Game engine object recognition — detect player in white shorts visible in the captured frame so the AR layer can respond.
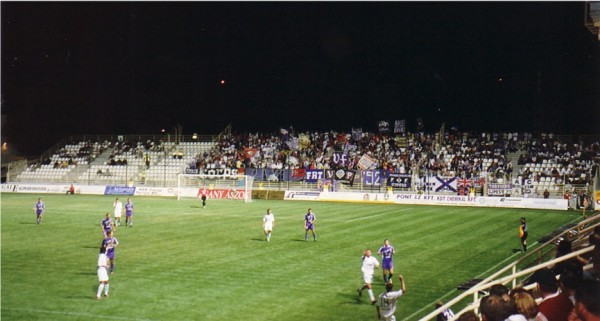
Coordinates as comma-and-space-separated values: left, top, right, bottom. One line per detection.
263, 209, 275, 242
96, 246, 110, 299
376, 275, 407, 321
113, 198, 123, 227
358, 249, 380, 304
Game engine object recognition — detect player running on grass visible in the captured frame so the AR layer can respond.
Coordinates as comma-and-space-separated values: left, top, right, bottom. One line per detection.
34, 197, 45, 224
375, 275, 407, 321
101, 230, 119, 274
358, 249, 380, 304
96, 246, 110, 299
263, 209, 275, 242
377, 239, 396, 284
101, 213, 114, 237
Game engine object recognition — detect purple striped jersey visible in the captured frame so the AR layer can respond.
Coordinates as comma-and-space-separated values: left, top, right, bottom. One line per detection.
125, 202, 133, 215
378, 245, 395, 261
35, 201, 45, 214
101, 217, 113, 231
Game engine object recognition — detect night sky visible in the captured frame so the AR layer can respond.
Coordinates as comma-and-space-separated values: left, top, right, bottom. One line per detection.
2, 2, 599, 156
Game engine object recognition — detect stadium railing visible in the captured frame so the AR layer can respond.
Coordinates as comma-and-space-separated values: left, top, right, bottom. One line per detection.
418, 214, 600, 321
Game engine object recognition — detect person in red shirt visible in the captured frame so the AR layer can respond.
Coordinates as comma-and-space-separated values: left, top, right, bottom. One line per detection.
532, 268, 573, 321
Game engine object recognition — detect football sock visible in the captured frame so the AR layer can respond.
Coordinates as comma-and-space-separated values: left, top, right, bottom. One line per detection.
104, 284, 109, 295
305, 234, 308, 241
314, 234, 317, 241
367, 289, 375, 301
389, 273, 393, 281
383, 275, 388, 283
97, 284, 104, 297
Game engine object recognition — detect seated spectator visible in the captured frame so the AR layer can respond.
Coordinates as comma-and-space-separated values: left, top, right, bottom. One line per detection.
510, 288, 548, 321
551, 239, 587, 277
436, 301, 455, 321
490, 284, 511, 302
458, 311, 480, 321
530, 268, 573, 321
480, 294, 526, 321
573, 280, 600, 321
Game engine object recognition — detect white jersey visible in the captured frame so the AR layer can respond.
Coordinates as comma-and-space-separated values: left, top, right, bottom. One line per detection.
113, 201, 123, 217
263, 213, 275, 230
97, 253, 109, 282
377, 290, 404, 321
361, 255, 380, 275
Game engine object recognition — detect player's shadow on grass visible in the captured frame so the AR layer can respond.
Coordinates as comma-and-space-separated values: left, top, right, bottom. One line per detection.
190, 205, 203, 209
19, 221, 37, 225
76, 271, 97, 276
337, 292, 363, 305
511, 248, 523, 253
251, 238, 267, 242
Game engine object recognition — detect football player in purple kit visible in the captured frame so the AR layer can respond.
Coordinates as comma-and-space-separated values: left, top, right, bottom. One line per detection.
125, 198, 134, 227
33, 197, 45, 224
304, 208, 317, 241
101, 230, 119, 274
377, 239, 396, 284
101, 213, 114, 237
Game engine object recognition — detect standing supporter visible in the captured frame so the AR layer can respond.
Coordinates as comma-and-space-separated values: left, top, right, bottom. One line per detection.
531, 269, 573, 321
574, 281, 600, 321
377, 239, 396, 284
375, 275, 407, 321
357, 249, 380, 304
34, 197, 45, 224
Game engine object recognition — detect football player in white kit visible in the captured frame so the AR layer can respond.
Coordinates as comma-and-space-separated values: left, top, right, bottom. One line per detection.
376, 275, 407, 321
357, 249, 380, 304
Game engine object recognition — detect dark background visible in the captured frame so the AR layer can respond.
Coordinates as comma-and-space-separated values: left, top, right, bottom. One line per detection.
2, 2, 599, 156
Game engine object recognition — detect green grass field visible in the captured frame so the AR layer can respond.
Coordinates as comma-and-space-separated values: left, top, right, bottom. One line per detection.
1, 193, 581, 321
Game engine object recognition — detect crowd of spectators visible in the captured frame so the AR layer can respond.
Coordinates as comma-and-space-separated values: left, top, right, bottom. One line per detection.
517, 134, 599, 185
188, 129, 598, 185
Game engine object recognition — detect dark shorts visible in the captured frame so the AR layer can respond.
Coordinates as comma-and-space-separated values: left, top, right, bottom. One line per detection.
521, 232, 528, 241
126, 212, 133, 217
305, 223, 314, 231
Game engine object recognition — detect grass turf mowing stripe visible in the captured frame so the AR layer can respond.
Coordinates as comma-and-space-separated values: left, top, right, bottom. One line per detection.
2, 194, 579, 321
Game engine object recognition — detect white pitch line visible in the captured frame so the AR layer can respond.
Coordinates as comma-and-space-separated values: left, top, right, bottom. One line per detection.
1, 307, 158, 321
400, 215, 582, 321
347, 208, 412, 222
399, 241, 540, 321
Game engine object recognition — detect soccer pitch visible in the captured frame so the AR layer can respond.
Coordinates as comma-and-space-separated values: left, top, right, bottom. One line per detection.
1, 193, 580, 321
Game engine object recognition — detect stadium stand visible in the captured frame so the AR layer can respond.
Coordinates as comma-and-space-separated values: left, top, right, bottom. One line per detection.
7, 131, 599, 199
